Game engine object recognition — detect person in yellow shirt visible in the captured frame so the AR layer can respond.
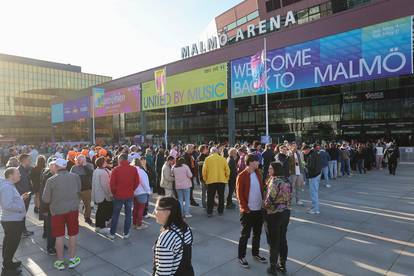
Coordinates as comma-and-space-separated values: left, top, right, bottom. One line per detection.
202, 147, 230, 217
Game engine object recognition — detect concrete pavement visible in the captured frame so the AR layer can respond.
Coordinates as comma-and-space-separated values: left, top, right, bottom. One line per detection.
1, 165, 414, 275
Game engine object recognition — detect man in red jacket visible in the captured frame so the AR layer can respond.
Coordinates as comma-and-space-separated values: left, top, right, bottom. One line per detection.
236, 154, 267, 269
107, 154, 139, 240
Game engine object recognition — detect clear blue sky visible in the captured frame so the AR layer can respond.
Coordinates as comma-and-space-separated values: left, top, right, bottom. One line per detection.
0, 0, 242, 78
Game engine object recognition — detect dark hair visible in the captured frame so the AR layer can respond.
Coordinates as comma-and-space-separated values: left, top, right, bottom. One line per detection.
157, 196, 188, 231
269, 162, 284, 177
95, 156, 106, 168
6, 157, 19, 168
198, 144, 207, 153
166, 155, 175, 162
302, 145, 311, 150
4, 167, 17, 179
18, 154, 30, 163
175, 157, 185, 167
245, 153, 259, 166
118, 153, 128, 162
253, 140, 261, 148
35, 155, 46, 170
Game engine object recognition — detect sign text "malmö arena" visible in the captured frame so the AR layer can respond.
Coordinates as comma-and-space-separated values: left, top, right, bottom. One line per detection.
181, 11, 296, 59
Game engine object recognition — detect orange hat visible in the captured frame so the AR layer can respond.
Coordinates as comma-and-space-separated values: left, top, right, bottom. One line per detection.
81, 149, 89, 157
67, 151, 77, 163
98, 149, 107, 157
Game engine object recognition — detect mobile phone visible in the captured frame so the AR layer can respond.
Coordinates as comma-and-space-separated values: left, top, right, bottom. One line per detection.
26, 191, 32, 196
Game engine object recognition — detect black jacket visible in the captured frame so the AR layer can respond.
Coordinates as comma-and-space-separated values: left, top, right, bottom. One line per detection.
327, 147, 339, 161
227, 156, 237, 185
196, 153, 208, 183
304, 149, 322, 178
275, 153, 290, 177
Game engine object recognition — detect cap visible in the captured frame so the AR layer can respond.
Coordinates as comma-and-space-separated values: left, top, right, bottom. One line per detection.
50, 158, 68, 167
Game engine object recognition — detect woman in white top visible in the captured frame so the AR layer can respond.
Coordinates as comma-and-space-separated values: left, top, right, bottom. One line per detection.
92, 157, 113, 234
131, 158, 152, 230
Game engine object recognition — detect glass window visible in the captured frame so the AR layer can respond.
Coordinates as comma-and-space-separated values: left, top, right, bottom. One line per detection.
308, 5, 320, 15
297, 9, 308, 24
247, 10, 259, 21
236, 17, 247, 26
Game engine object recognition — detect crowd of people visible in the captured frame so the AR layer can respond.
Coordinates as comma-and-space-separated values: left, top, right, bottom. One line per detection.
0, 138, 401, 275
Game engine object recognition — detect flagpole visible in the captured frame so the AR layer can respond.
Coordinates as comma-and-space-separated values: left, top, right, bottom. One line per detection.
264, 37, 269, 140
92, 90, 96, 145
164, 68, 168, 149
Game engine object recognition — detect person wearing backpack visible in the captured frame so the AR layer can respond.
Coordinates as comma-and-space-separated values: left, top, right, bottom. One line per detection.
302, 144, 322, 215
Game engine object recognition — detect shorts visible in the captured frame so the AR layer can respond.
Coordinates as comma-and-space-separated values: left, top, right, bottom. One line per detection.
51, 210, 79, 238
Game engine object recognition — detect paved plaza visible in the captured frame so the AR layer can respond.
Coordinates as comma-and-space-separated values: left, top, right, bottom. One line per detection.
1, 165, 414, 276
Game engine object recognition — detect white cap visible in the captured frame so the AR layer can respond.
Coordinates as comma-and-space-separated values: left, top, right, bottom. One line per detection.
50, 158, 68, 168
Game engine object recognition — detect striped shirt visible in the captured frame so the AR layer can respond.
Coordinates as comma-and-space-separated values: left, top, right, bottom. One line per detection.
154, 225, 193, 276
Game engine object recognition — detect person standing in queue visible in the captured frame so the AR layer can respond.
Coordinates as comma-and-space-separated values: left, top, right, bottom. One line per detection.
202, 147, 230, 217
15, 154, 34, 238
236, 154, 267, 269
0, 168, 29, 276
153, 196, 194, 276
42, 158, 82, 271
263, 162, 292, 275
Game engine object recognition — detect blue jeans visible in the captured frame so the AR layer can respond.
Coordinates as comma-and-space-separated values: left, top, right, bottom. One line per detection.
321, 166, 329, 185
309, 174, 321, 212
328, 160, 337, 179
110, 198, 133, 235
341, 159, 350, 176
176, 188, 191, 215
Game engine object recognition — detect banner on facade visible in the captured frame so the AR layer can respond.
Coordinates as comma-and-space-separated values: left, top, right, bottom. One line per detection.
94, 85, 141, 117
231, 16, 413, 98
63, 96, 90, 122
51, 103, 64, 123
154, 68, 167, 96
142, 63, 227, 111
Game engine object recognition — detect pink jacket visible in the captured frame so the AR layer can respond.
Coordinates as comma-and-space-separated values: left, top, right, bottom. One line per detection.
172, 164, 193, 190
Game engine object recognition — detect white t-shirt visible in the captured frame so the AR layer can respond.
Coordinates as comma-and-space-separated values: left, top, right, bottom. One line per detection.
293, 152, 301, 175
134, 167, 152, 196
376, 147, 384, 156
248, 172, 262, 211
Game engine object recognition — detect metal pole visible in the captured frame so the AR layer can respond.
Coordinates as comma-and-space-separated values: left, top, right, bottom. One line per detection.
92, 90, 96, 145
264, 37, 269, 139
164, 67, 168, 149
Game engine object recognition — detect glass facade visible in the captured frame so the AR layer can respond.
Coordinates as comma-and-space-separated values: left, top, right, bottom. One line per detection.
125, 74, 414, 146
0, 55, 111, 142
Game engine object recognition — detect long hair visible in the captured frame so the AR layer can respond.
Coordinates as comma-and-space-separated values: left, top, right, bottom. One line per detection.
35, 155, 46, 170
157, 196, 188, 231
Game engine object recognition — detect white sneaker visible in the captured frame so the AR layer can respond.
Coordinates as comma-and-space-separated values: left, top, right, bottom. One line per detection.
184, 214, 193, 218
144, 214, 151, 219
135, 224, 149, 230
325, 184, 331, 188
106, 233, 115, 240
123, 233, 130, 239
307, 209, 320, 215
296, 200, 304, 206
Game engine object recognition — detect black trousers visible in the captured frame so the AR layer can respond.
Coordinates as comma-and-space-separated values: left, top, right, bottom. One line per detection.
1, 221, 24, 269
226, 179, 236, 206
238, 210, 263, 258
95, 200, 113, 229
388, 160, 397, 175
207, 183, 225, 215
22, 196, 31, 232
265, 210, 290, 265
44, 214, 56, 250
